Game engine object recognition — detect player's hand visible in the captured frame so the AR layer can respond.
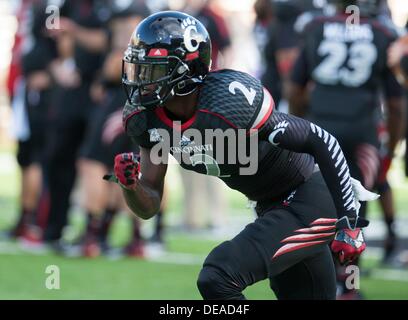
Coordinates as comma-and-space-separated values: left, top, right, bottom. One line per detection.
113, 152, 140, 190
331, 216, 369, 265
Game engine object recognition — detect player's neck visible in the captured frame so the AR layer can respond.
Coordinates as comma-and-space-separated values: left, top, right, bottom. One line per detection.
164, 90, 199, 122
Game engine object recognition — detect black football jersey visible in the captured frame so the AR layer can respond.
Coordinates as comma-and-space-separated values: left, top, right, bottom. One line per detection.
291, 14, 402, 142
124, 69, 315, 201
125, 69, 360, 219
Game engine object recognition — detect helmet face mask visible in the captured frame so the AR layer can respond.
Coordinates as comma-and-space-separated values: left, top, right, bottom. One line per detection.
122, 11, 212, 109
122, 53, 189, 108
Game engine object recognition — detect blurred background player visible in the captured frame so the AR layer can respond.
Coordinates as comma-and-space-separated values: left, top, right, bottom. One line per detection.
4, 0, 55, 244
288, 0, 405, 298
260, 0, 328, 111
42, 0, 110, 249
375, 113, 399, 264
388, 26, 408, 180
253, 0, 274, 81
72, 0, 153, 258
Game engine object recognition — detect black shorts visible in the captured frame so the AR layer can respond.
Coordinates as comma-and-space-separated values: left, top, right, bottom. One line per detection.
16, 89, 51, 168
201, 170, 337, 299
17, 139, 42, 168
80, 88, 135, 168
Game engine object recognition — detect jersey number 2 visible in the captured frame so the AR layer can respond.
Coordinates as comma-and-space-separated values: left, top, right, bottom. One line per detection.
229, 81, 256, 105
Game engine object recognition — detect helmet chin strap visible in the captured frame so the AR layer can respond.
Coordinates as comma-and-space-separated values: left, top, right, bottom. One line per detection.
174, 78, 203, 96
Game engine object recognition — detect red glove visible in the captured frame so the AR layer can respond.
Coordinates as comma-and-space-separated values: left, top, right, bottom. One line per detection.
330, 216, 369, 264
113, 152, 140, 190
377, 154, 392, 185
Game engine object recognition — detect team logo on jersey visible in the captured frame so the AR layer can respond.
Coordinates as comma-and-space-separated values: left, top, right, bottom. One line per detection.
282, 189, 297, 207
268, 121, 289, 146
179, 135, 193, 147
148, 128, 163, 142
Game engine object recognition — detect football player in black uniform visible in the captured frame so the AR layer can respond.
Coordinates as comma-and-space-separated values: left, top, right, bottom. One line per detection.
7, 0, 56, 242
260, 0, 329, 109
288, 0, 405, 297
388, 33, 408, 178
109, 11, 377, 300
74, 0, 151, 258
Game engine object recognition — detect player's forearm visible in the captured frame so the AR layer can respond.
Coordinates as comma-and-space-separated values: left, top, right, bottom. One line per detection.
262, 112, 357, 219
386, 98, 405, 156
306, 127, 357, 219
122, 182, 161, 220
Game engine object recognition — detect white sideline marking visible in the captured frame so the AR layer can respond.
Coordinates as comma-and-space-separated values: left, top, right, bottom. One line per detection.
2, 239, 408, 283
2, 241, 408, 284
369, 269, 408, 282
146, 252, 204, 265
0, 241, 21, 255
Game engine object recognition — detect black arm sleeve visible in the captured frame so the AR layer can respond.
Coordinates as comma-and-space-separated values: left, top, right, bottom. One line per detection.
259, 111, 357, 219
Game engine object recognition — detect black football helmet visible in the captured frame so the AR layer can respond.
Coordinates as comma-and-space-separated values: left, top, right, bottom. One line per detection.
122, 11, 212, 109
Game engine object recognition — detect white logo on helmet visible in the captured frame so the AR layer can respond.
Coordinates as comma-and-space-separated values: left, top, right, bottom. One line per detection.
181, 17, 200, 52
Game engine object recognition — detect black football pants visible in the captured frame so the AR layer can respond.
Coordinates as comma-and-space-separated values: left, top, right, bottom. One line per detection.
197, 171, 337, 300
43, 85, 93, 241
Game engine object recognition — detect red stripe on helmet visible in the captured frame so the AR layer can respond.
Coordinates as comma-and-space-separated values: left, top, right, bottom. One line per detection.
186, 51, 199, 61
148, 48, 168, 57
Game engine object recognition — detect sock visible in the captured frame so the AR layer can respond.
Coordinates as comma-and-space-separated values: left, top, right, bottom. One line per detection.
98, 208, 117, 243
131, 218, 143, 243
12, 207, 31, 236
85, 212, 101, 239
384, 216, 395, 237
153, 210, 164, 242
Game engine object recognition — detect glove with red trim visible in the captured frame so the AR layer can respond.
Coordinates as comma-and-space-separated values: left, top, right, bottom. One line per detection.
331, 216, 369, 264
105, 152, 140, 190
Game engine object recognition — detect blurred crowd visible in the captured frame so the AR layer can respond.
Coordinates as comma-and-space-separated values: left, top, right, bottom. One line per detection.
3, 0, 236, 259
2, 0, 408, 295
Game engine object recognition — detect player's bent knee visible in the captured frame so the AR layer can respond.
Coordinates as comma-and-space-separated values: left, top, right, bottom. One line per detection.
197, 265, 243, 300
197, 241, 249, 300
196, 266, 220, 299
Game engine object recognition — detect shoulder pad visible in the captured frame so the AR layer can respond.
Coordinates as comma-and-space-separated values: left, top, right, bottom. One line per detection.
198, 69, 269, 129
372, 16, 404, 39
122, 100, 148, 137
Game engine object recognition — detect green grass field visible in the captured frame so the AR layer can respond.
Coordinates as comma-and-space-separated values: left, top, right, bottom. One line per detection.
1, 235, 408, 300
1, 148, 408, 300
